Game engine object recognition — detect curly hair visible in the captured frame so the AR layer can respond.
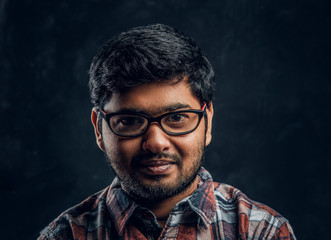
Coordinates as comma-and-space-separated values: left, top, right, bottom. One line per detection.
89, 24, 215, 109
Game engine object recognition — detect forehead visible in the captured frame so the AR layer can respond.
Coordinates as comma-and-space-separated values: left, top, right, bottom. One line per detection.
104, 78, 200, 115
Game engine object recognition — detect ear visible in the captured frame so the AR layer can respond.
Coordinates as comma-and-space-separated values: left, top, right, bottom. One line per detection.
91, 107, 105, 151
205, 102, 214, 146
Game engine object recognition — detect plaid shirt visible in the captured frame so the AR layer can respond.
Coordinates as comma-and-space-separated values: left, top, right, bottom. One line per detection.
38, 168, 296, 239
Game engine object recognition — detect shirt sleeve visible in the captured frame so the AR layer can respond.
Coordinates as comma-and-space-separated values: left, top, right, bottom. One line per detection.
270, 222, 297, 240
37, 219, 75, 240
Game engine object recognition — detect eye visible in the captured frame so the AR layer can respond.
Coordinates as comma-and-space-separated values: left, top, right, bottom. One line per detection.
119, 117, 134, 125
117, 116, 143, 126
162, 113, 190, 129
110, 115, 146, 131
167, 113, 188, 122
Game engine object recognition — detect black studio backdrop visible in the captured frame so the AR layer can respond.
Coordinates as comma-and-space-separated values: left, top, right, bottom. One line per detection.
1, 0, 330, 239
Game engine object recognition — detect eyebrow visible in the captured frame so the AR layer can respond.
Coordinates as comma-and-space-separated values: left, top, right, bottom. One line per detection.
116, 103, 192, 116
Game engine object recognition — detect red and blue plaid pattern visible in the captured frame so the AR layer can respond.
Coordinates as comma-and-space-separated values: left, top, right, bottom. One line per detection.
38, 168, 296, 239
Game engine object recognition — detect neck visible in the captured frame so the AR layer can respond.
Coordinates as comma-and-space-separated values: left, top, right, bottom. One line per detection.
140, 176, 199, 227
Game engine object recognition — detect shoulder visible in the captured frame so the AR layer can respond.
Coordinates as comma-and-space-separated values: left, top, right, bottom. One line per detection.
212, 182, 296, 239
212, 182, 286, 220
38, 186, 111, 240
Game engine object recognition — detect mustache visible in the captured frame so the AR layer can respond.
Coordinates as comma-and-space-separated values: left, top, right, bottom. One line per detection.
132, 152, 181, 166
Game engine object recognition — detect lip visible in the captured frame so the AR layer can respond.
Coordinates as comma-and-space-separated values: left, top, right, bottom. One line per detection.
137, 160, 175, 175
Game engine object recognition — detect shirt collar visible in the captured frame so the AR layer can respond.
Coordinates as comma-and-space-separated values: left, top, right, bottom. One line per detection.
106, 177, 139, 236
106, 168, 216, 235
178, 168, 217, 229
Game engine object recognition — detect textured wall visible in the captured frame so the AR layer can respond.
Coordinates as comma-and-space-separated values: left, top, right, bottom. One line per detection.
1, 0, 330, 239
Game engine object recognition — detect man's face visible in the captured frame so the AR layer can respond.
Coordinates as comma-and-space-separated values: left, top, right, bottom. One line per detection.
91, 78, 213, 201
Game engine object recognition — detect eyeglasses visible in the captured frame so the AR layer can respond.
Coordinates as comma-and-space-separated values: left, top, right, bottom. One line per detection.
98, 102, 206, 137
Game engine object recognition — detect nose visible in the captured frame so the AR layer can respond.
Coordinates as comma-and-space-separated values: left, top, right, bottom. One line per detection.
141, 123, 171, 154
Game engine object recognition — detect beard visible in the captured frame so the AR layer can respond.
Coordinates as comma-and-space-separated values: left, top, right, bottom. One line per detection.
104, 146, 205, 202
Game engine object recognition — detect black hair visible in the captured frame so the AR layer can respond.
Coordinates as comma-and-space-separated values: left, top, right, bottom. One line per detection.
89, 24, 215, 109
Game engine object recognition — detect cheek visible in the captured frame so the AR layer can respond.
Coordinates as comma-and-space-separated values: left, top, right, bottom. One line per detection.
105, 137, 142, 164
174, 127, 205, 159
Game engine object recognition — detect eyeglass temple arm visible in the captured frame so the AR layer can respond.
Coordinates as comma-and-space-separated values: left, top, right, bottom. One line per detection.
201, 102, 207, 111
96, 108, 107, 119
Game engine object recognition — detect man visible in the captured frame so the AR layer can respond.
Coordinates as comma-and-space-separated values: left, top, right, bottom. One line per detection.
39, 24, 296, 239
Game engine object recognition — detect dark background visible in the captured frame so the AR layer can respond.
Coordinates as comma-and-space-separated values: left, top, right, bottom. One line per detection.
1, 0, 330, 239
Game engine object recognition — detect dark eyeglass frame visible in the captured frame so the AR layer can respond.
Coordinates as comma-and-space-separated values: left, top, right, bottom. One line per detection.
98, 102, 207, 137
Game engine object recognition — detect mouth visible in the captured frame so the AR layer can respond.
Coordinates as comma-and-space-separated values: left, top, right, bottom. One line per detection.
137, 160, 176, 175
